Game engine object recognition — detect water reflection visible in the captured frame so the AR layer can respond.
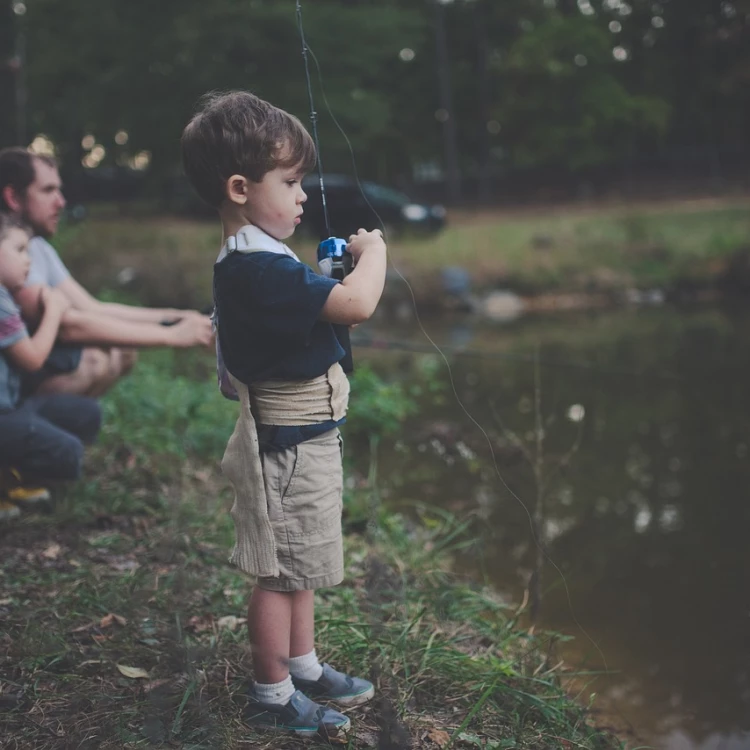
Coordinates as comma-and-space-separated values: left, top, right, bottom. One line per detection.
355, 307, 750, 750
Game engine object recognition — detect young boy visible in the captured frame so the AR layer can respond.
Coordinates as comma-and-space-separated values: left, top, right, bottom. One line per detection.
0, 213, 101, 519
181, 91, 387, 736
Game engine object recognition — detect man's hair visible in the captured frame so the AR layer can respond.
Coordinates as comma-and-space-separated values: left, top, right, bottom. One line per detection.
0, 211, 32, 246
0, 147, 57, 211
181, 91, 317, 209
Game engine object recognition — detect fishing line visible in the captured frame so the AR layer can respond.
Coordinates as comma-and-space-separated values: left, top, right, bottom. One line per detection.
297, 8, 610, 678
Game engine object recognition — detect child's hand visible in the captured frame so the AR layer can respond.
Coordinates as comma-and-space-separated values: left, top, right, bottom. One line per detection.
40, 286, 71, 317
346, 228, 386, 263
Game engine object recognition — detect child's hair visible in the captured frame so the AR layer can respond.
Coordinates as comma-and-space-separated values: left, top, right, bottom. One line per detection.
181, 91, 317, 209
0, 212, 31, 246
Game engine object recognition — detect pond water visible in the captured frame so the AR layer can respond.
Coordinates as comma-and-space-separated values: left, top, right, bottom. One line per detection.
354, 305, 750, 750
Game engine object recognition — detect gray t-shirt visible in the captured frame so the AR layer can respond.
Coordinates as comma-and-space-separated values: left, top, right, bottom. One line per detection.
25, 236, 70, 288
0, 285, 28, 412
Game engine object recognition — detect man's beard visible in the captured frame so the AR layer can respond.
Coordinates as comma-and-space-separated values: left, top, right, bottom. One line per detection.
20, 207, 53, 239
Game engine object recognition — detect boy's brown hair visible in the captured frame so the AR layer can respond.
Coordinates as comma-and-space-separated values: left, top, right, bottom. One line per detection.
181, 91, 317, 209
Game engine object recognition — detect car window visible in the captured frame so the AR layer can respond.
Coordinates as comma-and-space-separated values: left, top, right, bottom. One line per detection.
362, 182, 410, 207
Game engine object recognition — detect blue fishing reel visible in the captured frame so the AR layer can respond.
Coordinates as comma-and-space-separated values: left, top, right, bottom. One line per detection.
317, 237, 353, 281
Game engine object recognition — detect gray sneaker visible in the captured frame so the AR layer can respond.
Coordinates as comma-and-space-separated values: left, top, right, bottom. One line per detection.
245, 688, 351, 737
293, 663, 375, 707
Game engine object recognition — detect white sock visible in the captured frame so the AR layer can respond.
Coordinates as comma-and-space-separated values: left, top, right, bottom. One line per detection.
289, 649, 324, 682
252, 675, 295, 706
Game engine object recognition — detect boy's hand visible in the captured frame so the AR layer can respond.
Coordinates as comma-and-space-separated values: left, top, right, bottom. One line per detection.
346, 228, 386, 263
40, 286, 71, 317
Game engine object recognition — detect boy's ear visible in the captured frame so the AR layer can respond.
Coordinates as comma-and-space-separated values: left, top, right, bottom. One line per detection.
226, 174, 249, 205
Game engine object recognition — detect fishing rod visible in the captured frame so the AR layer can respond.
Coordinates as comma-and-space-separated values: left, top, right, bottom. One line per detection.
296, 0, 354, 373
295, 0, 353, 283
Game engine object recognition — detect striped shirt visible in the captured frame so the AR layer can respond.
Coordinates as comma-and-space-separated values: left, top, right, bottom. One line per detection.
0, 285, 28, 412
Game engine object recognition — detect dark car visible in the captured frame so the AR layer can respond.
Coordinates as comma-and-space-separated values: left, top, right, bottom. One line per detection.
300, 175, 446, 240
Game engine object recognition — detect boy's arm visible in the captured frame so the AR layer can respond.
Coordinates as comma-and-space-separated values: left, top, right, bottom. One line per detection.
5, 287, 69, 372
320, 229, 387, 326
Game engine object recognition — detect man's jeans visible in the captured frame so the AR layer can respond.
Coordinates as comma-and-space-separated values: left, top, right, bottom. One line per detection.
0, 394, 101, 480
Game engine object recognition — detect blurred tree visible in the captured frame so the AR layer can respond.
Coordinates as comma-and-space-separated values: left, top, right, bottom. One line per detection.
11, 0, 750, 203
0, 0, 18, 148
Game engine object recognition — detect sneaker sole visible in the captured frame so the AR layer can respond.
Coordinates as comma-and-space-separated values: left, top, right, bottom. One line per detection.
329, 684, 375, 707
249, 717, 351, 736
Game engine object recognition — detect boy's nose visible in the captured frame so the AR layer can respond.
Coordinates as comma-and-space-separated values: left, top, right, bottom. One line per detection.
299, 189, 307, 203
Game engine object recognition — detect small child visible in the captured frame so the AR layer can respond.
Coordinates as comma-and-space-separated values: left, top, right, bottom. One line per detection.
181, 91, 387, 736
0, 213, 101, 519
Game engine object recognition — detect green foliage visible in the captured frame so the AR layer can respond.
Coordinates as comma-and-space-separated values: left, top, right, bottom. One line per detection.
10, 0, 749, 187
100, 349, 235, 461
346, 363, 419, 442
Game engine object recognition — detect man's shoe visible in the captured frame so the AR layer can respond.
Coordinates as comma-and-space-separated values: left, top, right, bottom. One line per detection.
245, 689, 351, 736
293, 663, 375, 707
0, 500, 21, 521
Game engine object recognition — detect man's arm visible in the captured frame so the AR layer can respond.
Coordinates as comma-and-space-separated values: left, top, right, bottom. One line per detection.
57, 307, 213, 348
56, 276, 195, 323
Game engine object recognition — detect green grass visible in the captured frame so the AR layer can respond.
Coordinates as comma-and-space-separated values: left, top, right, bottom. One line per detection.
0, 351, 623, 749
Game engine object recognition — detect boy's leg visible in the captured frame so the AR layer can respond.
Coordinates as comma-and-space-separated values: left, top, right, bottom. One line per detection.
245, 585, 351, 736
247, 586, 293, 685
290, 589, 315, 658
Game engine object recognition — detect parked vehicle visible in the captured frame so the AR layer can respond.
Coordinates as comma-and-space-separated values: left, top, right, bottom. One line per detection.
300, 174, 446, 240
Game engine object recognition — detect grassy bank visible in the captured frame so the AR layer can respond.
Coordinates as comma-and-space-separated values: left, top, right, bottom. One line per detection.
0, 351, 622, 749
56, 197, 750, 308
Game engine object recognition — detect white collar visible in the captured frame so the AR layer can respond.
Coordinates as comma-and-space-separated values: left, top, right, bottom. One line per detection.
216, 224, 300, 263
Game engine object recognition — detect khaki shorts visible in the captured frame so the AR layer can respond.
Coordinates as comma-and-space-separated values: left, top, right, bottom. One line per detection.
256, 429, 344, 591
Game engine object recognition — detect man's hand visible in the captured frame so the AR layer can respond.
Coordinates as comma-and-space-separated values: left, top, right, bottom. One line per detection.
165, 314, 214, 348
346, 228, 386, 263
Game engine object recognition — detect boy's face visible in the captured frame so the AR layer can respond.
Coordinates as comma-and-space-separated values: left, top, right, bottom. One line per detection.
244, 163, 308, 241
0, 227, 31, 292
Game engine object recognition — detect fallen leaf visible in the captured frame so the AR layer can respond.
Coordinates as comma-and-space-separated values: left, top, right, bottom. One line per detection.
92, 634, 112, 644
117, 664, 149, 679
187, 614, 214, 633
144, 678, 171, 693
68, 559, 82, 568
217, 616, 246, 631
99, 613, 128, 628
109, 558, 139, 572
78, 660, 102, 668
41, 543, 62, 560
427, 729, 451, 748
0, 598, 12, 606
71, 620, 98, 633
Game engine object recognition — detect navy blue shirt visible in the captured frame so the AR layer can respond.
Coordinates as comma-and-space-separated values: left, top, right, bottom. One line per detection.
213, 250, 346, 450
